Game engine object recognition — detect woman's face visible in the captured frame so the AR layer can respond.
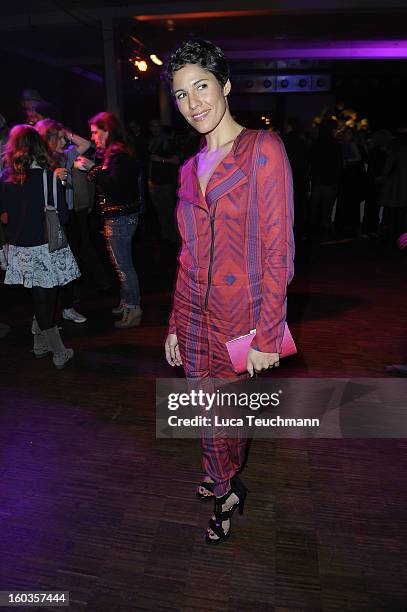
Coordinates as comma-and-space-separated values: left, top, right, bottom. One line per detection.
55, 130, 66, 154
172, 63, 230, 135
90, 124, 108, 149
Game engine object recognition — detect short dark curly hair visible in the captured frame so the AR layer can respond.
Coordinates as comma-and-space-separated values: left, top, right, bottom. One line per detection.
166, 39, 230, 87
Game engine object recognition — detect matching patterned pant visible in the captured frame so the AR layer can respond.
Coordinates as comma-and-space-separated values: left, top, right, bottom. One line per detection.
174, 286, 249, 497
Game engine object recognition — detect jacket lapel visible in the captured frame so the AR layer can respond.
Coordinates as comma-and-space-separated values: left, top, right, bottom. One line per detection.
178, 128, 253, 210
206, 163, 248, 208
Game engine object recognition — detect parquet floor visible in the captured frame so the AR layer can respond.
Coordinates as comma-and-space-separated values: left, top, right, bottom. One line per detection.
0, 237, 406, 612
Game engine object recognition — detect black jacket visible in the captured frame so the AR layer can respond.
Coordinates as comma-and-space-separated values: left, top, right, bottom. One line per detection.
88, 150, 140, 218
0, 169, 67, 247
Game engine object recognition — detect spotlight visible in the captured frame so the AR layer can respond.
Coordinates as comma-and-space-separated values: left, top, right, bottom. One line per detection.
150, 54, 163, 66
135, 59, 148, 72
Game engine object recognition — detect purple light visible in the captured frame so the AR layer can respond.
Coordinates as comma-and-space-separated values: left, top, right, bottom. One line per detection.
227, 40, 407, 60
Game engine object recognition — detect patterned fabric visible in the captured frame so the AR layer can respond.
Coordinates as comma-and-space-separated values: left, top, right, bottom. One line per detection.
4, 243, 80, 288
170, 129, 295, 354
175, 289, 247, 496
169, 128, 295, 496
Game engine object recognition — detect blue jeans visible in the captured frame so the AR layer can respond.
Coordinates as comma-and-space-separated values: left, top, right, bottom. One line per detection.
104, 213, 140, 307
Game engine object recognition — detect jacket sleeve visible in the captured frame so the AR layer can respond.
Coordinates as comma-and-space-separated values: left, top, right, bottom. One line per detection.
167, 164, 185, 336
251, 132, 295, 354
168, 309, 176, 335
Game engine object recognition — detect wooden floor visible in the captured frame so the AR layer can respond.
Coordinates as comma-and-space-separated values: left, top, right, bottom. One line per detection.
0, 236, 407, 612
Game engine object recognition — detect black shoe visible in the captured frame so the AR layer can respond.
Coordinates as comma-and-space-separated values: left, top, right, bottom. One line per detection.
205, 475, 247, 545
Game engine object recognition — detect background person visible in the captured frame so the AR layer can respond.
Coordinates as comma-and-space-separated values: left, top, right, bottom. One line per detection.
36, 119, 90, 323
77, 112, 142, 329
37, 119, 109, 299
0, 125, 79, 368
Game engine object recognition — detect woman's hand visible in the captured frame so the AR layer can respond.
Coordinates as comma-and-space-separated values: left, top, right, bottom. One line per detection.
165, 333, 182, 366
54, 167, 68, 182
247, 347, 279, 377
74, 156, 95, 172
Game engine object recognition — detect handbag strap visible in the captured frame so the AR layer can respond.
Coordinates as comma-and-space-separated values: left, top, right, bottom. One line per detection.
43, 169, 59, 212
43, 169, 48, 207
53, 171, 58, 210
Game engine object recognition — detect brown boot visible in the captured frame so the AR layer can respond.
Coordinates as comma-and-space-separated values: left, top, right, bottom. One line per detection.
114, 305, 142, 329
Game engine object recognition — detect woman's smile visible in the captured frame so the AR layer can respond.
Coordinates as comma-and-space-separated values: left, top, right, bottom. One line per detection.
191, 109, 210, 122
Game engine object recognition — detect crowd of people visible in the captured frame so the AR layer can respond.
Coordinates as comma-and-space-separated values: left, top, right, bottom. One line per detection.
283, 116, 407, 244
0, 97, 200, 353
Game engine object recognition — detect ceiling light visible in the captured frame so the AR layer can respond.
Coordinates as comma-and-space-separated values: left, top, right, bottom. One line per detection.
135, 59, 148, 72
150, 54, 163, 66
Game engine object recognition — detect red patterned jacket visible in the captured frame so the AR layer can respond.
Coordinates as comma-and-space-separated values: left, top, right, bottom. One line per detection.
169, 128, 294, 354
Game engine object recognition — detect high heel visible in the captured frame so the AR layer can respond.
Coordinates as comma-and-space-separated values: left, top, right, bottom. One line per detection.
231, 475, 248, 515
205, 476, 248, 545
196, 480, 215, 500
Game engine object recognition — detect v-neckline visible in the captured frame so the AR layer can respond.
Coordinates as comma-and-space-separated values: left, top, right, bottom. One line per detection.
196, 127, 246, 202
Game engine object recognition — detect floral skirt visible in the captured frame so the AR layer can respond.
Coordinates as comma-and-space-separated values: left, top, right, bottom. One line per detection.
4, 243, 81, 288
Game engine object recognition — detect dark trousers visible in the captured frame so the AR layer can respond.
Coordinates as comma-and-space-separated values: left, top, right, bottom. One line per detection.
311, 183, 337, 231
66, 209, 108, 287
335, 166, 364, 233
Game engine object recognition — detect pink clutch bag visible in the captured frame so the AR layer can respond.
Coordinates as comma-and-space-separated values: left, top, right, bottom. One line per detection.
225, 324, 297, 373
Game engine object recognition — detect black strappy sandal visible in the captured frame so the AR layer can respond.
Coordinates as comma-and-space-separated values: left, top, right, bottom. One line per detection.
196, 480, 215, 500
205, 475, 247, 545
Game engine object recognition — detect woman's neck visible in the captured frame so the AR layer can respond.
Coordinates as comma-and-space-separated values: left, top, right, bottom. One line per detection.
204, 113, 244, 152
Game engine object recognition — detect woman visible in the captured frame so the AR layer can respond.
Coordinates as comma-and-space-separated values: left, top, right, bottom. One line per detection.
310, 121, 342, 240
36, 118, 93, 324
76, 112, 142, 328
0, 125, 80, 368
165, 40, 294, 543
335, 128, 366, 237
